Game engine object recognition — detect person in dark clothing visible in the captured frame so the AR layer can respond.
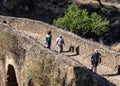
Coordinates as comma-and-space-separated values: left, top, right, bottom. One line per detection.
91, 49, 101, 73
45, 31, 52, 49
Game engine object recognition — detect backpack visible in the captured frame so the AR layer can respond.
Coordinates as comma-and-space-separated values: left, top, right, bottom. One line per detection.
46, 35, 52, 41
57, 38, 64, 45
91, 53, 99, 63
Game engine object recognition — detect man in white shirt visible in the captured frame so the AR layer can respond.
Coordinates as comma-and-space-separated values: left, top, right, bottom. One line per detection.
56, 35, 65, 53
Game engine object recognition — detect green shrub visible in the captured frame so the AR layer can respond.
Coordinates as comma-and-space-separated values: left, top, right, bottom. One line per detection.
90, 12, 109, 35
53, 2, 109, 36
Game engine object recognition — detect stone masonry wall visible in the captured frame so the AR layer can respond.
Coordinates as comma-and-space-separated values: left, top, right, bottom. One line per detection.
0, 16, 120, 71
0, 23, 111, 86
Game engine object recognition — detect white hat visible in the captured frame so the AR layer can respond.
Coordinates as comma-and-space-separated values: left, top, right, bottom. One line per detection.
94, 49, 98, 53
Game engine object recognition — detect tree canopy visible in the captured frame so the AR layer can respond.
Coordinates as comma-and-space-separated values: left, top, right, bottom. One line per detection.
53, 2, 109, 36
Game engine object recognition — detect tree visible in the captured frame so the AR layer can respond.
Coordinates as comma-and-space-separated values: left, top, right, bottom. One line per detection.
53, 2, 109, 36
96, 0, 104, 7
90, 12, 109, 35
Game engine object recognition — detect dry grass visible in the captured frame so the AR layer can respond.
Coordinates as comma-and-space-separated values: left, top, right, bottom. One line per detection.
111, 43, 120, 52
0, 30, 12, 59
0, 30, 13, 49
21, 55, 61, 86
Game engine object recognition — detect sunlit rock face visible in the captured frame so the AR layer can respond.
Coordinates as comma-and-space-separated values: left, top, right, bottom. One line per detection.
0, 22, 112, 86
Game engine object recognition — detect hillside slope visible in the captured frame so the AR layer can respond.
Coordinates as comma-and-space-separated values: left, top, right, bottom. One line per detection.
0, 0, 120, 50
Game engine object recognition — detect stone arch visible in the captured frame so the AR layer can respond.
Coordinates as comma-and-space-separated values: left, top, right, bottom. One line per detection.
117, 65, 120, 74
28, 79, 34, 86
6, 64, 18, 86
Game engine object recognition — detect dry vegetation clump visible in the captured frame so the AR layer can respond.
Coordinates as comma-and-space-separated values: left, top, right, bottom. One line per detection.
111, 43, 120, 52
0, 30, 20, 58
0, 30, 14, 58
22, 56, 61, 86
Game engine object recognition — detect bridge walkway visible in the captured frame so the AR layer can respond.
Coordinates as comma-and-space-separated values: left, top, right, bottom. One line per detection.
17, 30, 120, 86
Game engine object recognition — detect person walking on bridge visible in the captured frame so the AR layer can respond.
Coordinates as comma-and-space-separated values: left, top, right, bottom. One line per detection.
56, 35, 65, 54
90, 49, 101, 73
45, 31, 52, 49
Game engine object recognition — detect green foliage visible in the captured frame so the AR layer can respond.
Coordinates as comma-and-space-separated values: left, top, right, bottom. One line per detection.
53, 2, 109, 35
90, 12, 109, 35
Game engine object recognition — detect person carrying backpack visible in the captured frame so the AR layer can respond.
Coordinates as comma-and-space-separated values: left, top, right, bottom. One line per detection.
45, 31, 52, 49
56, 35, 65, 53
90, 49, 101, 73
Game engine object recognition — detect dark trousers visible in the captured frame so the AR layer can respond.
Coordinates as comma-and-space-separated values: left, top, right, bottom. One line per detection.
47, 41, 51, 49
58, 45, 63, 53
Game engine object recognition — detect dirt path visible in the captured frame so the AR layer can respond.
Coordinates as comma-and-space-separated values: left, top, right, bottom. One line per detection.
17, 30, 120, 86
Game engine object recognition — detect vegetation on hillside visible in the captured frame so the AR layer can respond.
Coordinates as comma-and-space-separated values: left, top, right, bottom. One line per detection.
0, 30, 14, 58
53, 3, 109, 36
22, 56, 61, 86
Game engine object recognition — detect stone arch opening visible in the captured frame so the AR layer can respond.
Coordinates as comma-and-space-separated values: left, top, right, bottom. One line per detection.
28, 79, 34, 86
7, 65, 18, 86
118, 66, 120, 74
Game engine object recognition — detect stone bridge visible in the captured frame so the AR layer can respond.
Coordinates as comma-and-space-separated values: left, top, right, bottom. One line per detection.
0, 16, 120, 71
0, 16, 119, 86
